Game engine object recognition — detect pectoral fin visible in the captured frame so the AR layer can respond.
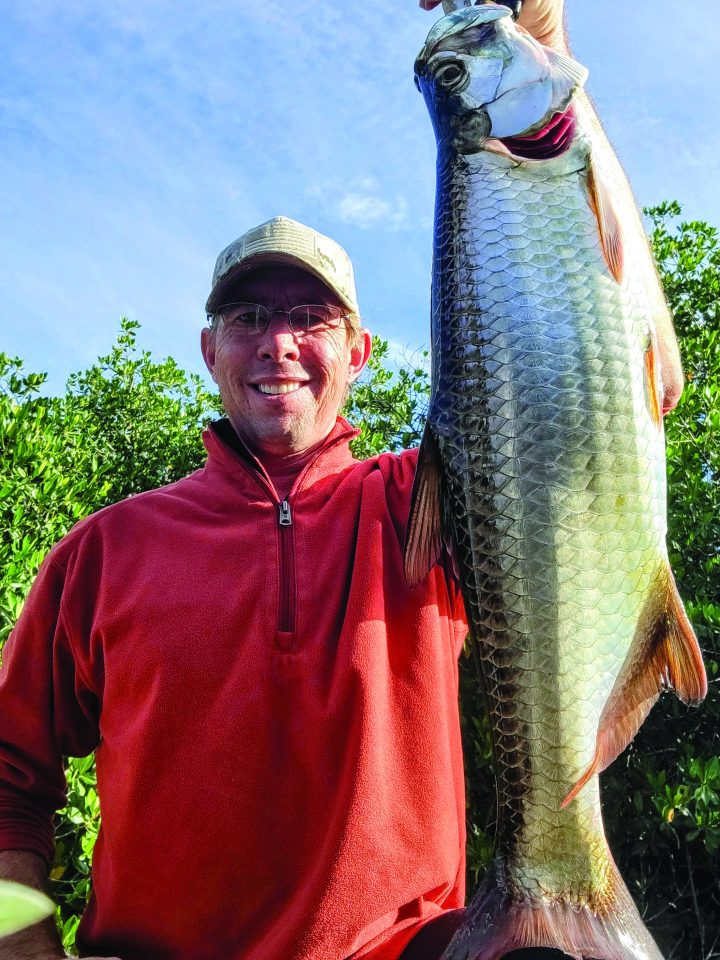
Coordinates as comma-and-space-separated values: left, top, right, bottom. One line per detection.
585, 161, 625, 284
404, 424, 446, 586
545, 45, 589, 112
562, 564, 706, 808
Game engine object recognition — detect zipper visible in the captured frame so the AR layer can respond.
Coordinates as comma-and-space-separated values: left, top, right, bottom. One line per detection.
212, 421, 359, 649
277, 499, 295, 637
271, 430, 356, 644
216, 452, 297, 641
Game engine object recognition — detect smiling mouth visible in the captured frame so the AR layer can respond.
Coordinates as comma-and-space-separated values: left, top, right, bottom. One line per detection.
253, 382, 306, 396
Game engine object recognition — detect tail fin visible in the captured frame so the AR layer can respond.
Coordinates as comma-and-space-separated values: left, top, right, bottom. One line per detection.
440, 860, 663, 960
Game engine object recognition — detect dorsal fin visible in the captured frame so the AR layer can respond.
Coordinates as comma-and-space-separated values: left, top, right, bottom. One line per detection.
585, 160, 625, 284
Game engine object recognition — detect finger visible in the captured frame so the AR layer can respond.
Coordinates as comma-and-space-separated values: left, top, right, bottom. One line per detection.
662, 367, 684, 414
517, 0, 566, 50
419, 0, 443, 10
655, 319, 685, 414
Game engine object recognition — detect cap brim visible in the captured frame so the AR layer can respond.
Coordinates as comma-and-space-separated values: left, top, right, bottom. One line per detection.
205, 252, 356, 315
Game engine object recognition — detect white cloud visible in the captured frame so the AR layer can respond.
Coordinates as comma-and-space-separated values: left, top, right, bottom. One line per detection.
307, 176, 409, 230
336, 191, 408, 229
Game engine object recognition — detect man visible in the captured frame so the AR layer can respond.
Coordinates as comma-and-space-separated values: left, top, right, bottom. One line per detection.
0, 3, 685, 959
0, 214, 470, 960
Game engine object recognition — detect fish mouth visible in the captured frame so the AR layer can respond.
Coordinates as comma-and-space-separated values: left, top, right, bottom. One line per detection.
498, 105, 577, 160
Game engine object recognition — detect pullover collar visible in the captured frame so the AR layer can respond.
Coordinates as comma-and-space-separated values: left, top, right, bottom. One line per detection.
202, 417, 360, 502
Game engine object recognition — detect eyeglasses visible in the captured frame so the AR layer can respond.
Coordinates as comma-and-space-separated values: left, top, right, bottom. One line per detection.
209, 302, 349, 336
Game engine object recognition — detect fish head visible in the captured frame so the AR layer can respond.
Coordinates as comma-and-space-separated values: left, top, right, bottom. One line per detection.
414, 3, 588, 154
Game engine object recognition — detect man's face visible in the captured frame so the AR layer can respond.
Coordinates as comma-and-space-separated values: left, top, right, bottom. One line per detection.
201, 265, 371, 458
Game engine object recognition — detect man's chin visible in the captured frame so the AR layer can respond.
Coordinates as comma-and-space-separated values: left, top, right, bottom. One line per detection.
239, 413, 310, 456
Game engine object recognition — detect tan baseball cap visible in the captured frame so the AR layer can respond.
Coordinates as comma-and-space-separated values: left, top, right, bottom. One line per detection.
205, 216, 359, 316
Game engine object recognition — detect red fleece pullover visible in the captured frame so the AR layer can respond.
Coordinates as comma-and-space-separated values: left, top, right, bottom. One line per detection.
0, 418, 467, 960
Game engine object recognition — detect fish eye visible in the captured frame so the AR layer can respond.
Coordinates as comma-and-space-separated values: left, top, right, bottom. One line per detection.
435, 61, 466, 89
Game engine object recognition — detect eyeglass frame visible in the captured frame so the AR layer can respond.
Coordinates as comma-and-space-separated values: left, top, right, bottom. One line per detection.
206, 301, 354, 337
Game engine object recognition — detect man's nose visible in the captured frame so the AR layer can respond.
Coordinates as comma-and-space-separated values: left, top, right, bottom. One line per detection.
256, 316, 301, 362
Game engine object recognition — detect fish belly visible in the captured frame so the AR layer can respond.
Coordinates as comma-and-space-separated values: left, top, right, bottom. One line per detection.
429, 146, 667, 951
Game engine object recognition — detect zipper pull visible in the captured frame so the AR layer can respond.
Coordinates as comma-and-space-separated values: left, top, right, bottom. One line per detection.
279, 500, 292, 527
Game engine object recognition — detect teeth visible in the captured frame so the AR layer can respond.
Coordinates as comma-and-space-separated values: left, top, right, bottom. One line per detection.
257, 382, 303, 395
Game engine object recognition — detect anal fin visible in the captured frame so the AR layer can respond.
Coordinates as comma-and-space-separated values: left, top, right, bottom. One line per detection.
562, 563, 707, 808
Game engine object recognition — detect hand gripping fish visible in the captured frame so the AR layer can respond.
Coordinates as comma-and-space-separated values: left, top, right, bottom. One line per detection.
406, 5, 708, 959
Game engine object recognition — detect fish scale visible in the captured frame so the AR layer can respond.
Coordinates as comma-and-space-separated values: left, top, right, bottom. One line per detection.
407, 6, 706, 958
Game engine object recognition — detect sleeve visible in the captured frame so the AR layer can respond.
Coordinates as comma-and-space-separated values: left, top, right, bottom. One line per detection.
376, 447, 420, 545
0, 546, 101, 864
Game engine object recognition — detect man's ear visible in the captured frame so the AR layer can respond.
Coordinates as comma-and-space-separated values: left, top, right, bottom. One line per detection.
347, 329, 373, 384
201, 327, 218, 381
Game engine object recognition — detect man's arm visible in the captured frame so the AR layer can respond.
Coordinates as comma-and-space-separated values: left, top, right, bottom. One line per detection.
0, 549, 112, 958
419, 0, 685, 412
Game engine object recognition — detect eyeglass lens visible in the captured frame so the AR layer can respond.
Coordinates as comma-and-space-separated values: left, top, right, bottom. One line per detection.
216, 303, 344, 335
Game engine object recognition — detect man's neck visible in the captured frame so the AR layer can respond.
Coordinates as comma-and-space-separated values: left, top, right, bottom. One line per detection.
218, 420, 334, 501
255, 441, 328, 501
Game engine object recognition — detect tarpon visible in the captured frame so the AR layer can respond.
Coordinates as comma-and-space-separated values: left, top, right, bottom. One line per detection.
405, 5, 707, 959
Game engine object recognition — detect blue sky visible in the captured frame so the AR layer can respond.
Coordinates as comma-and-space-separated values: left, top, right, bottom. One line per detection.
1, 0, 717, 396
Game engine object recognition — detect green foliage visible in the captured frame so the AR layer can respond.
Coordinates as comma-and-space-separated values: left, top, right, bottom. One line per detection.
65, 319, 221, 502
0, 358, 111, 647
49, 755, 100, 950
0, 320, 221, 647
344, 336, 429, 457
